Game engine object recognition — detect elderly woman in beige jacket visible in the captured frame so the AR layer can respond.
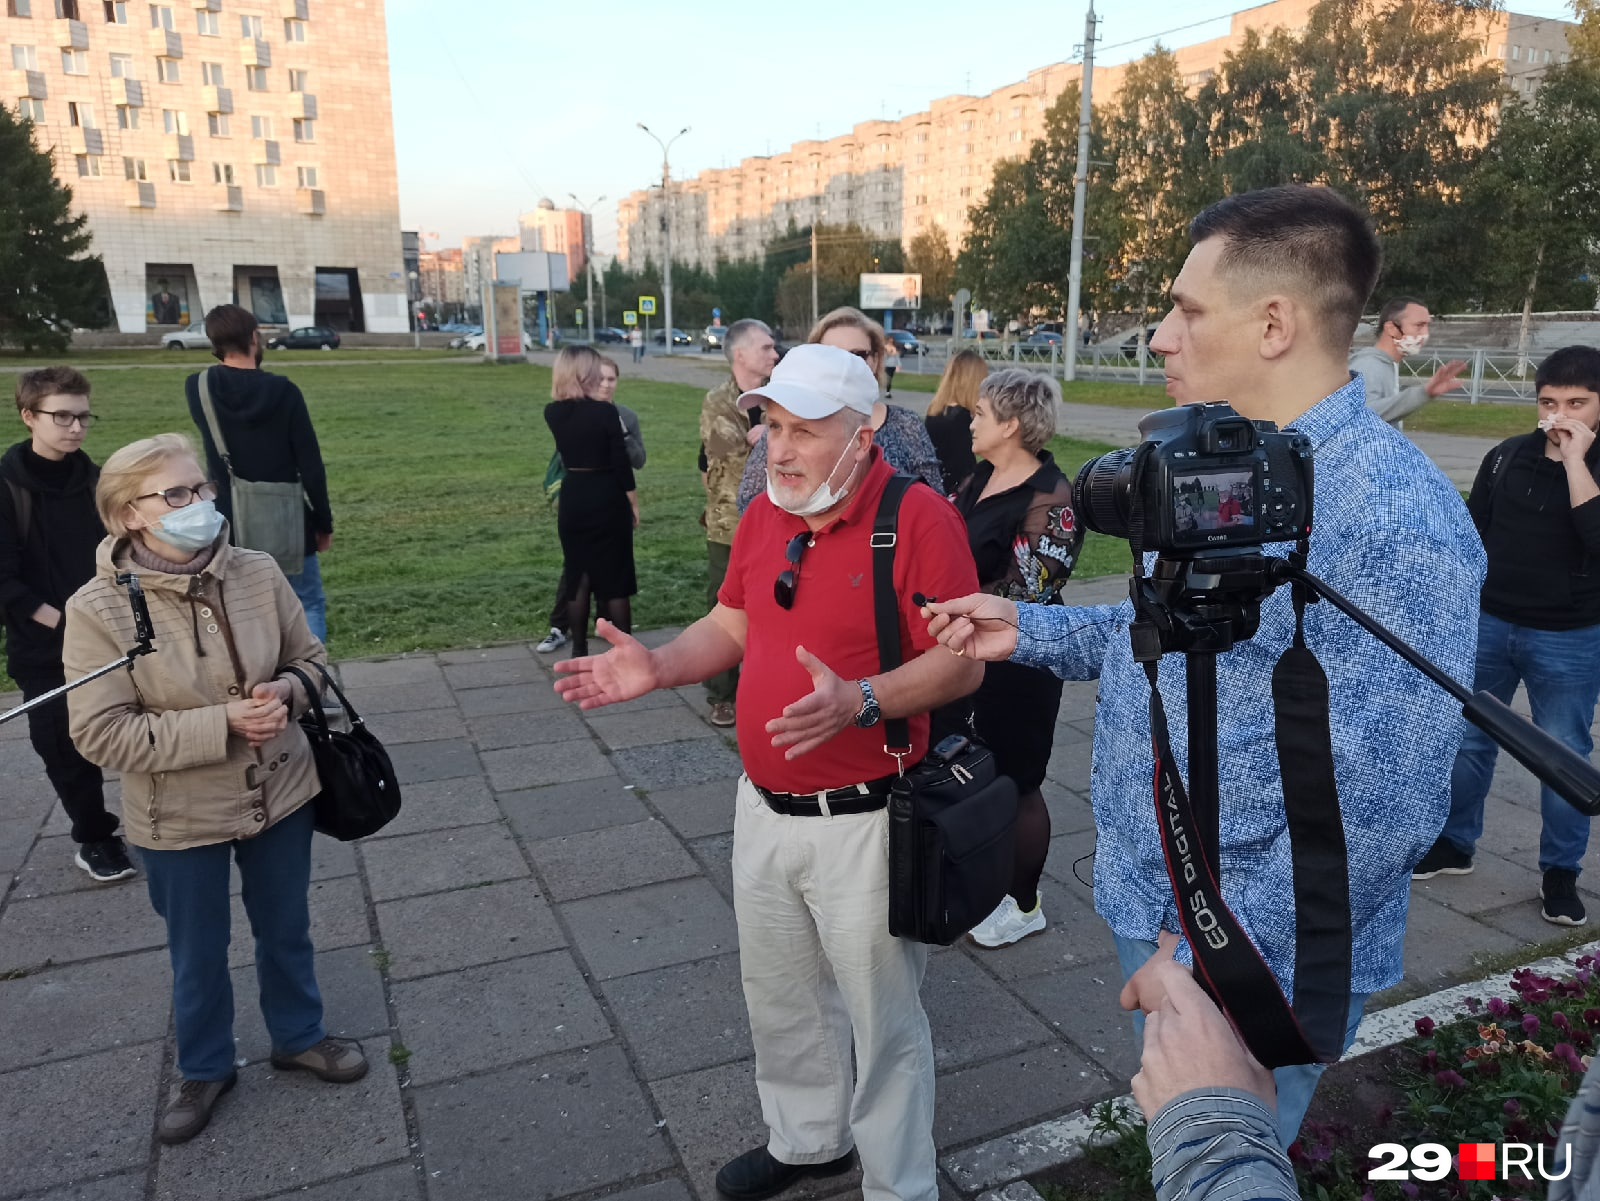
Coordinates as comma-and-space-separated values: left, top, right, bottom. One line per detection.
63, 433, 366, 1146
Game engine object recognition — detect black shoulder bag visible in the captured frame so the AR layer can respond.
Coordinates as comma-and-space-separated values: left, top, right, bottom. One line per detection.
282, 664, 402, 841
875, 473, 1021, 945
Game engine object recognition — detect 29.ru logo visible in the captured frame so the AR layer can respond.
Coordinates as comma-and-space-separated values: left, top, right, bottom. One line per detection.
1369, 1142, 1571, 1183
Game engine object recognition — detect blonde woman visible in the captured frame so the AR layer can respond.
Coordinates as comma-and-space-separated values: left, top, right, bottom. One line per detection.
544, 345, 638, 657
736, 306, 942, 512
925, 348, 988, 495
63, 433, 366, 1146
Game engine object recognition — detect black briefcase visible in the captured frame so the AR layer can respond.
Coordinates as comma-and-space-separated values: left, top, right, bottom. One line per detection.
888, 735, 1018, 944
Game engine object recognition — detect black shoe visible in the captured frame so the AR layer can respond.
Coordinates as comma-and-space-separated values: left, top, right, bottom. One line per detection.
1412, 838, 1473, 880
714, 1147, 854, 1200
1542, 868, 1588, 926
74, 837, 137, 883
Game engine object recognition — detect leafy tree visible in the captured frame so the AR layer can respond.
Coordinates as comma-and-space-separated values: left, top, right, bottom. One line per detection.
906, 222, 956, 311
1468, 58, 1600, 354
0, 105, 107, 351
955, 84, 1118, 326
1573, 0, 1600, 61
1103, 47, 1211, 333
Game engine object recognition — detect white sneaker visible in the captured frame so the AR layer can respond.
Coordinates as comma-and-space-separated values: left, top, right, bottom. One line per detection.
967, 896, 1046, 948
536, 627, 568, 654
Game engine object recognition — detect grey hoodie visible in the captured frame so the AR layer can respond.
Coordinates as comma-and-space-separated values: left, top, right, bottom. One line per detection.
1349, 345, 1432, 425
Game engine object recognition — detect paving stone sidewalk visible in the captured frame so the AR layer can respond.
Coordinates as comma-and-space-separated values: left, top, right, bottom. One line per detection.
1, 573, 1593, 1201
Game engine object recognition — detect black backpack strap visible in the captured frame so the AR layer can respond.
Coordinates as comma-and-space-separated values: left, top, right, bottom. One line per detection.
872, 473, 916, 770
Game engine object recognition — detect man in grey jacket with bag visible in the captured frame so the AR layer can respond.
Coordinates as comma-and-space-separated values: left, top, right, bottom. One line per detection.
185, 304, 334, 642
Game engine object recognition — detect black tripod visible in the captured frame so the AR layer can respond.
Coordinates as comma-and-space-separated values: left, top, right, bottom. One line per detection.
0, 574, 156, 727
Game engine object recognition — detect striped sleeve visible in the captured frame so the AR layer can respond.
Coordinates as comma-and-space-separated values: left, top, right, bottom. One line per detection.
1147, 1090, 1298, 1201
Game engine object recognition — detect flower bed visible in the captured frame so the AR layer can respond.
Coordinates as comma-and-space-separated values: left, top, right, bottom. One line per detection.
1037, 956, 1600, 1201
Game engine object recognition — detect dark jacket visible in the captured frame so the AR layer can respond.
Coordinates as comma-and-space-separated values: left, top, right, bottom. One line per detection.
925, 407, 976, 496
185, 364, 333, 556
0, 441, 103, 675
1467, 430, 1600, 630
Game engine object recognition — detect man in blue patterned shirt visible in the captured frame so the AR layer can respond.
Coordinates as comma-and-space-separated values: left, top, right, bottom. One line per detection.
928, 186, 1485, 1145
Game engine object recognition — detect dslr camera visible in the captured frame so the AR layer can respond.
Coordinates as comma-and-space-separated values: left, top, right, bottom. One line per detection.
1074, 403, 1314, 555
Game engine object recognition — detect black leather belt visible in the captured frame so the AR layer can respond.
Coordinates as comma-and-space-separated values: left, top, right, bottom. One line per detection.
753, 774, 897, 817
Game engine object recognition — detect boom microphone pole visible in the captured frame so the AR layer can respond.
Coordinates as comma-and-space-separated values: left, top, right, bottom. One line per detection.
0, 574, 157, 726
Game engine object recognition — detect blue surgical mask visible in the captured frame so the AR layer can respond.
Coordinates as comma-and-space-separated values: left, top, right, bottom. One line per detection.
152, 499, 224, 551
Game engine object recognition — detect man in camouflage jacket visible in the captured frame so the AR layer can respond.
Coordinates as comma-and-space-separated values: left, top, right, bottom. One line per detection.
700, 319, 778, 726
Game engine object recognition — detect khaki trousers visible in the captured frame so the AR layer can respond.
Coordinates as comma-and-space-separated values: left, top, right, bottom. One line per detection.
731, 775, 937, 1201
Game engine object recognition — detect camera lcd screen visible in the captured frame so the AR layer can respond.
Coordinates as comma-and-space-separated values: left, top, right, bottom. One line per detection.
1172, 468, 1256, 536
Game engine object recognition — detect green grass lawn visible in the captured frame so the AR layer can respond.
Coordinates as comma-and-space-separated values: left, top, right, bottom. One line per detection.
3, 360, 1125, 685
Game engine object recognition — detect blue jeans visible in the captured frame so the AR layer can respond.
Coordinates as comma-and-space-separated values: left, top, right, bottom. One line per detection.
1442, 612, 1600, 874
283, 552, 327, 643
141, 803, 324, 1080
1113, 932, 1369, 1148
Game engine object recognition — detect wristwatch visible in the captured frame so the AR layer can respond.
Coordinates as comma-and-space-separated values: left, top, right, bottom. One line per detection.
853, 678, 881, 728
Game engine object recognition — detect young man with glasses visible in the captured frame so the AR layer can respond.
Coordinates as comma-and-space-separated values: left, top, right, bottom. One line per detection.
0, 367, 135, 882
556, 344, 981, 1201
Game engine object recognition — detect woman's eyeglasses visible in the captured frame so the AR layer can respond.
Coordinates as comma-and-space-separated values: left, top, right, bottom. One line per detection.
134, 482, 218, 508
774, 532, 811, 610
33, 409, 95, 429
846, 349, 874, 362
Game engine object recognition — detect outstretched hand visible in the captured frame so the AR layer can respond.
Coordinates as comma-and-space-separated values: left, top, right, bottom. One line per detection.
766, 645, 859, 759
1426, 359, 1468, 397
552, 619, 660, 710
923, 593, 1020, 663
1128, 934, 1276, 1121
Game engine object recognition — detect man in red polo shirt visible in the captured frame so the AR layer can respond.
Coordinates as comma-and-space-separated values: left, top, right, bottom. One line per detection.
555, 343, 980, 1201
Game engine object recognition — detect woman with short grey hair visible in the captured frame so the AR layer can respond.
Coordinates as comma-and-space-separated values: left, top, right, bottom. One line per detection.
932, 367, 1083, 949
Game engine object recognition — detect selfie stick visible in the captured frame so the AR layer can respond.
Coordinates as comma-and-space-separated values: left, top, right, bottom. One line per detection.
1278, 561, 1600, 818
0, 574, 157, 726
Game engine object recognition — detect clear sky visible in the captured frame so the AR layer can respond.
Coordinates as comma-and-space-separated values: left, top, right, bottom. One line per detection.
387, 0, 1578, 256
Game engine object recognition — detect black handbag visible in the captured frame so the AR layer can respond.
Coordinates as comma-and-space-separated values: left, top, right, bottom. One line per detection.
282, 664, 402, 841
873, 474, 1020, 945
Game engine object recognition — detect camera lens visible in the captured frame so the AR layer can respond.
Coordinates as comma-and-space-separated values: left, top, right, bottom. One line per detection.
1075, 449, 1137, 540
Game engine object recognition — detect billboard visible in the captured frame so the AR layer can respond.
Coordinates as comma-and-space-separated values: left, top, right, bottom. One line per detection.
860, 273, 922, 311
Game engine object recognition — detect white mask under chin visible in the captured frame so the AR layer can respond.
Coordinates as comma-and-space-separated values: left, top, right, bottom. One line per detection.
1395, 332, 1428, 356
767, 436, 859, 517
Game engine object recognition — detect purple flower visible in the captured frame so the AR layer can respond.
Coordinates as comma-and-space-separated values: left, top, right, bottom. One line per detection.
1415, 1016, 1437, 1037
1435, 1069, 1467, 1088
1464, 996, 1482, 1013
1523, 1014, 1542, 1036
1401, 1183, 1421, 1198
1505, 1099, 1522, 1116
1489, 997, 1510, 1017
1586, 1008, 1600, 1027
1554, 1011, 1572, 1030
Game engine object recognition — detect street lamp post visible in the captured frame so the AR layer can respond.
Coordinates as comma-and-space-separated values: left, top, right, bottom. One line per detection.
637, 122, 689, 355
568, 192, 606, 345
407, 270, 420, 350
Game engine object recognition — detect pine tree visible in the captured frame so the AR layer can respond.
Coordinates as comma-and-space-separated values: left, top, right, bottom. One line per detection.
0, 104, 106, 351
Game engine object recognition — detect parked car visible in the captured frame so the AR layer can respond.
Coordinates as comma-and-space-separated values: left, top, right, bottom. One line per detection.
463, 329, 533, 352
886, 329, 924, 357
448, 326, 485, 349
959, 329, 1002, 341
1024, 331, 1063, 346
161, 322, 213, 350
1031, 321, 1066, 338
1119, 326, 1162, 357
701, 326, 730, 352
267, 326, 341, 350
652, 327, 692, 347
594, 326, 629, 344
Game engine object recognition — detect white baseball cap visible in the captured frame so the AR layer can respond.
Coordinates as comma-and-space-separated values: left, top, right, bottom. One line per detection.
738, 343, 879, 419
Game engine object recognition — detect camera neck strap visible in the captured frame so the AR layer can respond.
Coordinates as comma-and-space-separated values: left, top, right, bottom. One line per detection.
1140, 545, 1353, 1069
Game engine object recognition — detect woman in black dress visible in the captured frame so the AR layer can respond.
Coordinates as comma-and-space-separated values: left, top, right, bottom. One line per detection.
934, 367, 1081, 948
544, 346, 638, 658
924, 348, 987, 495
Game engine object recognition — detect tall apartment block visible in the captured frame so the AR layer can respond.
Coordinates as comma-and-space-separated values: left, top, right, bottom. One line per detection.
616, 0, 1575, 271
4, 0, 407, 333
